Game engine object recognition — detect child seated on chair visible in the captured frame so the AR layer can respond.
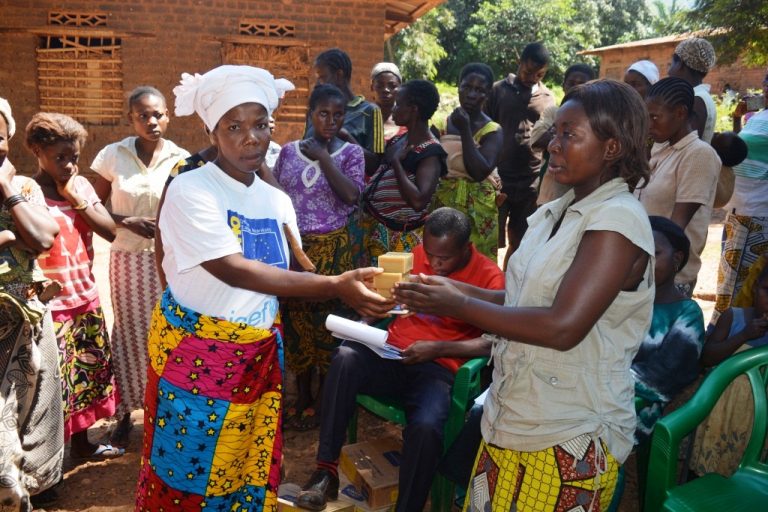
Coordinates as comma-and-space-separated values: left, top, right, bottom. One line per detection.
631, 216, 705, 444
296, 207, 504, 512
689, 260, 768, 476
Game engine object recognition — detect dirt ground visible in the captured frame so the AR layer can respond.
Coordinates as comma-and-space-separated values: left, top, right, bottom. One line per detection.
39, 219, 727, 512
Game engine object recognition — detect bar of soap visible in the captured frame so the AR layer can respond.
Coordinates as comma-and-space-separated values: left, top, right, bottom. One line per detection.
378, 252, 413, 274
374, 272, 410, 298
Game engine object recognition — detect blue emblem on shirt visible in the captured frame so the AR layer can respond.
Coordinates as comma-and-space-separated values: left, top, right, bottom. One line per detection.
227, 212, 288, 269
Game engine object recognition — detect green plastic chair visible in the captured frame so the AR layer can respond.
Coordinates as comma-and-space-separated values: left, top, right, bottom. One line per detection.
644, 345, 768, 512
347, 356, 489, 512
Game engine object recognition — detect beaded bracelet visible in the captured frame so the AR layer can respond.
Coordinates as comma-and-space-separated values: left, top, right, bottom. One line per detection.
3, 193, 27, 209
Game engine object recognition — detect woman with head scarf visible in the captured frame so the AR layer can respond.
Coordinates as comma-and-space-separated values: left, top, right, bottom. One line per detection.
623, 59, 659, 99
135, 65, 391, 511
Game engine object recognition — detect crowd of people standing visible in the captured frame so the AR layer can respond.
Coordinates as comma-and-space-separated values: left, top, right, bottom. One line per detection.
0, 33, 767, 512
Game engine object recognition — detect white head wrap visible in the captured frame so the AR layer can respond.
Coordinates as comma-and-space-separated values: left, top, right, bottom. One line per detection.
0, 97, 16, 139
370, 62, 402, 82
626, 60, 660, 86
173, 65, 295, 131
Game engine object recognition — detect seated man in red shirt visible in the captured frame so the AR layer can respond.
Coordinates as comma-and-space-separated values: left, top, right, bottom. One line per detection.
297, 207, 505, 512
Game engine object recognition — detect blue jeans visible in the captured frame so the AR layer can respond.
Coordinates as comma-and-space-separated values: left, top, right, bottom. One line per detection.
317, 342, 454, 512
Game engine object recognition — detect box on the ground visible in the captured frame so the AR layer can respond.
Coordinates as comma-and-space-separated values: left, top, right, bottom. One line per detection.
339, 437, 401, 509
338, 472, 396, 512
277, 482, 355, 512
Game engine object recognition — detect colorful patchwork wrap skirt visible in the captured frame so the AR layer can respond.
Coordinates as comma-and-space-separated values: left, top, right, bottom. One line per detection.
135, 289, 284, 511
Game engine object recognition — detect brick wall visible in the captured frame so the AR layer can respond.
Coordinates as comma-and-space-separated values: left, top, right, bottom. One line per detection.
0, 0, 386, 175
595, 43, 765, 96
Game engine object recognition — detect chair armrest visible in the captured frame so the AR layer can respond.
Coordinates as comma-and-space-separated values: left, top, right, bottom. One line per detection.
644, 347, 768, 511
453, 357, 488, 407
444, 357, 488, 448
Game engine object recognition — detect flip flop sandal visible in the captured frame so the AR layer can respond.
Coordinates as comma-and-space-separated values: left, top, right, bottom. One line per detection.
73, 443, 125, 461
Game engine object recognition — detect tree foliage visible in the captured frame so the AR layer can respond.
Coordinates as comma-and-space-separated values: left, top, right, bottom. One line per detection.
688, 0, 768, 66
650, 0, 690, 37
391, 6, 455, 80
466, 0, 607, 83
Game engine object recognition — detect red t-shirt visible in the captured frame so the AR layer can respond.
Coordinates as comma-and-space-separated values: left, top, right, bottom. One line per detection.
387, 244, 505, 373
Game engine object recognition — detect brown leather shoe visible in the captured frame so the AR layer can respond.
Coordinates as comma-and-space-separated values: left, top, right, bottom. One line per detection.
295, 469, 339, 511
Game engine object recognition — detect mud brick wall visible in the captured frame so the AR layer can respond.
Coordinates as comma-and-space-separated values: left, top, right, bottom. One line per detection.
0, 0, 386, 175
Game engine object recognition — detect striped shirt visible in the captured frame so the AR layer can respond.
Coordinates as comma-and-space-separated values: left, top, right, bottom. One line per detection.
364, 133, 446, 229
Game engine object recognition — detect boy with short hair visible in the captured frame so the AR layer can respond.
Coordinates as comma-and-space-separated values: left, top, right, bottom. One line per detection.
484, 42, 555, 262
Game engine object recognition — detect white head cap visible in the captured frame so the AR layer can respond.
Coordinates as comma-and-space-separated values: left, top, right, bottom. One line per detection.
0, 97, 16, 139
626, 60, 660, 86
173, 65, 295, 131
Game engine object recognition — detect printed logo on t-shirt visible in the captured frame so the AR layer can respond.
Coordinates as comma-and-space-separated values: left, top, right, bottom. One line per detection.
227, 212, 288, 269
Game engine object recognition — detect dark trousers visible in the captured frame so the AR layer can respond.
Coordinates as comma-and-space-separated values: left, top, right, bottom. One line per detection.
497, 186, 538, 250
317, 342, 454, 512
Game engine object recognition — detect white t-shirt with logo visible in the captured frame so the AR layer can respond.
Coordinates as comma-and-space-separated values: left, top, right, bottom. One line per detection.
160, 162, 298, 328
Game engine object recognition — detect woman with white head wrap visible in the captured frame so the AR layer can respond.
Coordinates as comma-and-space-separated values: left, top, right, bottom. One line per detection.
623, 59, 660, 99
136, 66, 392, 511
0, 97, 64, 509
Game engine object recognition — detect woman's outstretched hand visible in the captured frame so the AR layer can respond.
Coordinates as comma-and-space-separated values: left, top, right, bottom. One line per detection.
336, 267, 396, 318
393, 273, 465, 317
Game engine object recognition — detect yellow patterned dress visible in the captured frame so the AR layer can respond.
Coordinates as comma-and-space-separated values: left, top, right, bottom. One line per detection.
431, 117, 501, 260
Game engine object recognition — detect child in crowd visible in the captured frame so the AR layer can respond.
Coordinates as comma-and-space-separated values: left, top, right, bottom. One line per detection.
91, 86, 189, 447
690, 263, 768, 476
631, 216, 705, 443
309, 48, 384, 174
26, 112, 122, 460
396, 79, 655, 511
274, 84, 365, 430
431, 62, 503, 260
636, 77, 721, 297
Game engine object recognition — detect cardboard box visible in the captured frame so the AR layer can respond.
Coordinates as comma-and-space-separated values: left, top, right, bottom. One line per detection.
339, 437, 401, 509
338, 472, 396, 512
277, 482, 355, 512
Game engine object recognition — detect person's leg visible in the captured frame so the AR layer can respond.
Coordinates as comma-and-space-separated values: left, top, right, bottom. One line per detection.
316, 342, 403, 463
299, 342, 404, 510
395, 362, 454, 512
503, 189, 538, 269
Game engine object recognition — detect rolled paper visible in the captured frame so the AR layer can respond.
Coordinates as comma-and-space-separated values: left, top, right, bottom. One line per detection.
325, 314, 388, 347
